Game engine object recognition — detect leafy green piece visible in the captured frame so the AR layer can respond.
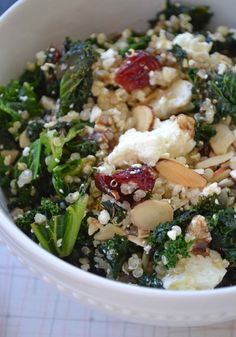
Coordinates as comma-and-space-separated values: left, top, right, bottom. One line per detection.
208, 71, 236, 122
76, 140, 98, 157
170, 44, 187, 62
195, 194, 224, 216
99, 235, 136, 278
26, 119, 44, 141
137, 273, 163, 288
208, 208, 236, 265
101, 200, 127, 223
40, 197, 61, 217
41, 122, 84, 171
154, 235, 193, 269
52, 159, 83, 196
59, 41, 97, 115
210, 32, 236, 57
119, 35, 151, 56
0, 80, 43, 130
32, 194, 88, 257
149, 209, 196, 248
149, 0, 213, 32
194, 120, 216, 144
20, 66, 45, 97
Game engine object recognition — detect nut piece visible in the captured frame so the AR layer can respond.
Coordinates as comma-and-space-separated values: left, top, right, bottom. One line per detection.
130, 199, 173, 231
185, 215, 212, 256
94, 224, 125, 241
155, 159, 207, 188
132, 105, 154, 131
177, 114, 195, 138
196, 151, 234, 169
210, 124, 234, 155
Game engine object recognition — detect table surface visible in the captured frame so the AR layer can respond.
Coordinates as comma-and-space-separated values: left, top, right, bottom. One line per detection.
1, 1, 236, 336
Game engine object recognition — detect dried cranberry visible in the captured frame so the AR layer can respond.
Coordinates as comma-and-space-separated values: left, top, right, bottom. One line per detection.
113, 166, 156, 191
115, 50, 161, 92
95, 166, 156, 200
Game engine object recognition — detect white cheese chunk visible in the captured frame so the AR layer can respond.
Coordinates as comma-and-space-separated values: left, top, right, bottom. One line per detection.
149, 67, 178, 87
150, 79, 193, 119
162, 250, 229, 290
105, 118, 195, 168
173, 32, 212, 62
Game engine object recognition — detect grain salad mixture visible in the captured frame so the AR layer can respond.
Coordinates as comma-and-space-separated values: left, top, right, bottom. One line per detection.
3, 0, 236, 290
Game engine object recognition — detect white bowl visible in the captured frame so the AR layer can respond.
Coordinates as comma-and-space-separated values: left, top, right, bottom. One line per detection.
0, 0, 236, 327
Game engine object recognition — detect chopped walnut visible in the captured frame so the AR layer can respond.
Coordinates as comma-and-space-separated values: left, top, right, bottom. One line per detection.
177, 114, 195, 138
185, 215, 212, 256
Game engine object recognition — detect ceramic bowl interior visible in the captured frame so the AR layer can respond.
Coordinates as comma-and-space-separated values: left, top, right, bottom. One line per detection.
0, 0, 236, 327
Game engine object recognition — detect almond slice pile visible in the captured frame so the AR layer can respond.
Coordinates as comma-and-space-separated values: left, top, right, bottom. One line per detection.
131, 199, 173, 230
155, 159, 207, 188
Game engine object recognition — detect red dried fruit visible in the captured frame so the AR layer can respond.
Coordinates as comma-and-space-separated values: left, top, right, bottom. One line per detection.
113, 166, 156, 191
46, 47, 61, 64
115, 50, 161, 92
95, 166, 156, 200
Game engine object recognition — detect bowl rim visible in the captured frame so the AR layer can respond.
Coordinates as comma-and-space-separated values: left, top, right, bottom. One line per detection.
0, 0, 236, 300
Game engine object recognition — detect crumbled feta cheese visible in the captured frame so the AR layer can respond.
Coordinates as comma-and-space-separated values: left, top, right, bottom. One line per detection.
173, 32, 212, 62
162, 250, 229, 290
202, 183, 221, 197
101, 49, 117, 68
149, 67, 178, 87
167, 225, 182, 240
154, 30, 173, 51
17, 169, 33, 188
230, 170, 236, 180
98, 210, 110, 225
19, 95, 28, 102
90, 105, 102, 123
22, 146, 30, 157
57, 238, 63, 247
218, 63, 227, 75
150, 79, 193, 119
65, 191, 80, 204
105, 118, 195, 168
34, 213, 47, 224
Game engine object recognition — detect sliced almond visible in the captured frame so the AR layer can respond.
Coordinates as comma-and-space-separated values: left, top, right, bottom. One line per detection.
132, 105, 154, 132
208, 168, 231, 183
94, 224, 125, 241
155, 159, 207, 188
210, 124, 234, 155
128, 235, 147, 247
137, 228, 150, 239
130, 199, 173, 231
196, 152, 234, 169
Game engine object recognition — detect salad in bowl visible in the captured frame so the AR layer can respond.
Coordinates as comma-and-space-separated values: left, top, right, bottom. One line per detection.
1, 0, 236, 291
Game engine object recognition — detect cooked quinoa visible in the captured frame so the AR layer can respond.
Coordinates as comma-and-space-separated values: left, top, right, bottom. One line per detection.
2, 0, 236, 290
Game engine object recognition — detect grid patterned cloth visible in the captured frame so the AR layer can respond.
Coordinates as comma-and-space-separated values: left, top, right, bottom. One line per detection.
1, 244, 236, 337
1, 1, 236, 336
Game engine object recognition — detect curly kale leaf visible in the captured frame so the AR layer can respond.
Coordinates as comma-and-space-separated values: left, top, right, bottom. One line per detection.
149, 209, 196, 248
208, 208, 236, 265
101, 200, 127, 223
119, 35, 151, 56
16, 197, 61, 237
208, 71, 236, 122
194, 120, 216, 144
170, 44, 187, 62
0, 80, 42, 130
59, 41, 98, 115
99, 235, 137, 278
32, 195, 88, 257
154, 235, 192, 269
137, 273, 163, 288
149, 0, 213, 32
26, 119, 44, 141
